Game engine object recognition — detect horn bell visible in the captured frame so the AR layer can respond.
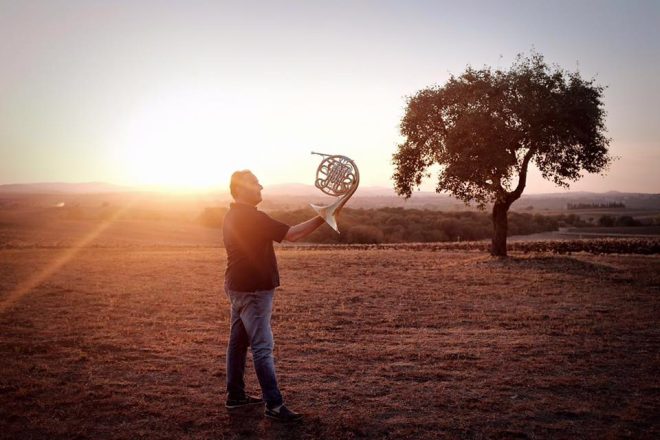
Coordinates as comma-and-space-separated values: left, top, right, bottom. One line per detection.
310, 183, 356, 234
310, 199, 341, 233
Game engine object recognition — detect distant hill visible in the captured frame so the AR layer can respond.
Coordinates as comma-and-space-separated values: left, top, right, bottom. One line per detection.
264, 183, 399, 197
514, 192, 660, 211
1, 181, 659, 211
0, 182, 135, 193
265, 185, 660, 211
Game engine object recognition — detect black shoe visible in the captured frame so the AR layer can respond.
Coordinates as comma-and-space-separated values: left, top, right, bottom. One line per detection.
265, 404, 303, 422
225, 395, 264, 409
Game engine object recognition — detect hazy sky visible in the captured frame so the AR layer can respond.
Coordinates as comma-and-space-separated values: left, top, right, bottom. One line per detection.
1, 0, 658, 193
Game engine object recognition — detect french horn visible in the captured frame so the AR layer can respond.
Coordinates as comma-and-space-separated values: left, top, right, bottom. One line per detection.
310, 152, 360, 233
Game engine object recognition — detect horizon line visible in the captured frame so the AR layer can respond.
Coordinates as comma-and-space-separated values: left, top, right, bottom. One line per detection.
0, 181, 658, 196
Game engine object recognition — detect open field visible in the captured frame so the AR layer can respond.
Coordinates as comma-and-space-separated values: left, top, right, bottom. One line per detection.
1, 247, 659, 439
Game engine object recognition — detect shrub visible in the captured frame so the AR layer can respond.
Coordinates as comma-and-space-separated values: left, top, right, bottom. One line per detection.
198, 207, 228, 228
615, 216, 640, 227
346, 225, 384, 244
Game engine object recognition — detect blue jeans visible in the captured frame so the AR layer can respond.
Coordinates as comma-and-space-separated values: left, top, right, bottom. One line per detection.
225, 286, 283, 407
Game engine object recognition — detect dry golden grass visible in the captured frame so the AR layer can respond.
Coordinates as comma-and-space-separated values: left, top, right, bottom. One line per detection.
1, 248, 659, 439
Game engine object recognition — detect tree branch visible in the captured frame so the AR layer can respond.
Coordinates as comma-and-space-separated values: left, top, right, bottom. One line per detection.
508, 148, 536, 202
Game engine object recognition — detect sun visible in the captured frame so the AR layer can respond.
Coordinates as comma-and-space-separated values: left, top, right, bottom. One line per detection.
114, 88, 248, 190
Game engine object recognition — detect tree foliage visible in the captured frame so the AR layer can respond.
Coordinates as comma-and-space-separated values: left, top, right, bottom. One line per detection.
392, 52, 612, 255
393, 52, 612, 205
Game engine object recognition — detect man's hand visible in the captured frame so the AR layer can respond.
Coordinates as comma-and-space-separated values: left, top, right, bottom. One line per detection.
284, 216, 326, 242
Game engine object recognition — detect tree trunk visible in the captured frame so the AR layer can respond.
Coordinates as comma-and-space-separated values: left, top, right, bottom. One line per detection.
491, 201, 509, 257
489, 149, 532, 257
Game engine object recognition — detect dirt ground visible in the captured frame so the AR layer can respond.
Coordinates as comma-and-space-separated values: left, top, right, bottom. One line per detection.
1, 247, 659, 439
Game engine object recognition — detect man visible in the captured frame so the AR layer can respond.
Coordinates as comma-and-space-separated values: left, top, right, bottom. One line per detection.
222, 170, 325, 422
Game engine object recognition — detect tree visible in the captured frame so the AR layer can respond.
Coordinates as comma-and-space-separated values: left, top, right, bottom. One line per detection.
392, 52, 612, 256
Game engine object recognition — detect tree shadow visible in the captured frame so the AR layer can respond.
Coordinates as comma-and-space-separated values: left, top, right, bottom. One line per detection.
481, 255, 623, 279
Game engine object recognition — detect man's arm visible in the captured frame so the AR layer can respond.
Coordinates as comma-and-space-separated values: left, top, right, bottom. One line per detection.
284, 216, 325, 242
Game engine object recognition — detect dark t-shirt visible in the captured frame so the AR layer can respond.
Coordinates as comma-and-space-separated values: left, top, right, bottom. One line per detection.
223, 203, 290, 292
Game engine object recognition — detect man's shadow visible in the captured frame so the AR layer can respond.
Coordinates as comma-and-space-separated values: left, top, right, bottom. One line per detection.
226, 406, 310, 440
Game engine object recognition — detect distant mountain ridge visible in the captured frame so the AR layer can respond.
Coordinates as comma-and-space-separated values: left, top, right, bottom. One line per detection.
1, 182, 659, 210
2, 181, 658, 196
263, 183, 399, 197
0, 182, 135, 193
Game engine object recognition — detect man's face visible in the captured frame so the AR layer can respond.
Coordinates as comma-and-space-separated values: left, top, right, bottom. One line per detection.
238, 173, 263, 206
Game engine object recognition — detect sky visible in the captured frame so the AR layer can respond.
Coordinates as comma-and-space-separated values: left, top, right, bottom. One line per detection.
0, 0, 658, 193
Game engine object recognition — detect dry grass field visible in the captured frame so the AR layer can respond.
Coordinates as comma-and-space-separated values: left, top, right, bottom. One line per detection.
1, 245, 659, 439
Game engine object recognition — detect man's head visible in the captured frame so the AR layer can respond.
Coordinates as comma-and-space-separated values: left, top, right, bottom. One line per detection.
230, 170, 263, 206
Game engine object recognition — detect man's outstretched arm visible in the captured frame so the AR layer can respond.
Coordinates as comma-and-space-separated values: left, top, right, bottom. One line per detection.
284, 216, 325, 242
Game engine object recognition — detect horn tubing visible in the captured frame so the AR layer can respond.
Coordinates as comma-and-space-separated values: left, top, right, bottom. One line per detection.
310, 153, 359, 233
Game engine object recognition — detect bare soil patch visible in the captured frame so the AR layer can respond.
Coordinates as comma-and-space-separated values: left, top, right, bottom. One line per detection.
1, 248, 658, 439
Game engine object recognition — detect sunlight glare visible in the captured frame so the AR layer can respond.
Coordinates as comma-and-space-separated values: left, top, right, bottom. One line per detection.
115, 89, 250, 190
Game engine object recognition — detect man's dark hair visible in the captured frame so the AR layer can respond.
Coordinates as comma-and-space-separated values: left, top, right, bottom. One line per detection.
230, 170, 254, 199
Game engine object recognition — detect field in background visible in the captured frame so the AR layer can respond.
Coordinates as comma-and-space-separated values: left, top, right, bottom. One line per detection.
1, 247, 658, 439
2, 198, 659, 251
